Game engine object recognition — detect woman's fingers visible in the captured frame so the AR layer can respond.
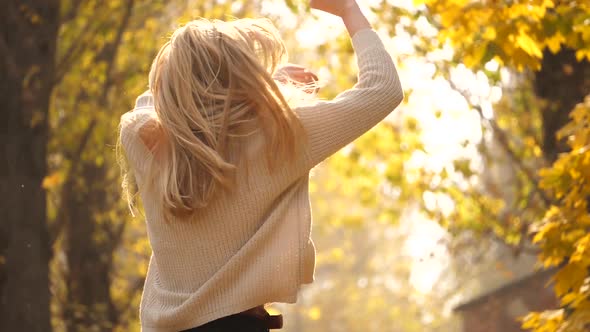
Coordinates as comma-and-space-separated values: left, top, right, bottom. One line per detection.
308, 71, 319, 82
291, 71, 318, 84
275, 64, 318, 85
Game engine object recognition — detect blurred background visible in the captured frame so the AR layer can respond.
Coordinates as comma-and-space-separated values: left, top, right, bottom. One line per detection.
2, 0, 590, 331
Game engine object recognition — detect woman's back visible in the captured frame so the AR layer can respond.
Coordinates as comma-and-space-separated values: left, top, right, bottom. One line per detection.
123, 109, 314, 330
118, 5, 403, 330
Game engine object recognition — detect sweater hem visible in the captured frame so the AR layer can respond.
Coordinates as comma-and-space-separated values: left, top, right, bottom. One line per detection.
140, 291, 298, 332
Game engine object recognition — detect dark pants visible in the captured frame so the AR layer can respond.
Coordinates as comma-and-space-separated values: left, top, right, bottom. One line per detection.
180, 314, 270, 332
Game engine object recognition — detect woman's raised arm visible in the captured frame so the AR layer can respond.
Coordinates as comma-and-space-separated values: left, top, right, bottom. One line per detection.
295, 0, 404, 167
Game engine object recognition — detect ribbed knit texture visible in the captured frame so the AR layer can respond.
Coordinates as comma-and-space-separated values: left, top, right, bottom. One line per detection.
119, 29, 403, 332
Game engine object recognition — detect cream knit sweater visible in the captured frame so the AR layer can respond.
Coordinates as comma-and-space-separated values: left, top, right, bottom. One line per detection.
119, 29, 403, 332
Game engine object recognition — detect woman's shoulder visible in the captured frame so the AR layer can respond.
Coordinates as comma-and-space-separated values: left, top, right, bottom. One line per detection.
120, 91, 156, 128
120, 108, 159, 136
135, 90, 153, 108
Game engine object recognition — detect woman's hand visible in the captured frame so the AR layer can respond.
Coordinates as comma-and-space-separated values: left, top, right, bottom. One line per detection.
310, 0, 371, 37
310, 0, 357, 18
274, 64, 319, 94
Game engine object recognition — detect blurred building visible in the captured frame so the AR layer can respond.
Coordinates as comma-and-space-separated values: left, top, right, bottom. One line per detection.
454, 269, 558, 332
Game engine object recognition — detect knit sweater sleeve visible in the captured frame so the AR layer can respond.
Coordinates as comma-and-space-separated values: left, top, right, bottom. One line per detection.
293, 29, 404, 167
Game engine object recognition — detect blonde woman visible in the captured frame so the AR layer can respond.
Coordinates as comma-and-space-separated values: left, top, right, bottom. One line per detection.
118, 0, 403, 331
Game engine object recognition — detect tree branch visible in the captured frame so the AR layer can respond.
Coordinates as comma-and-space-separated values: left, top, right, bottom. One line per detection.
54, 19, 97, 86
59, 0, 84, 25
448, 79, 552, 207
97, 0, 135, 102
49, 117, 98, 246
51, 0, 136, 245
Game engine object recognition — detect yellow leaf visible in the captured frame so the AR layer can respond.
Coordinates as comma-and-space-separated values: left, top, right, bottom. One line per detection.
545, 33, 565, 54
533, 221, 559, 243
554, 264, 586, 297
465, 42, 488, 68
576, 49, 590, 62
308, 306, 321, 320
42, 172, 64, 189
516, 31, 543, 58
331, 248, 344, 261
483, 27, 497, 40
571, 234, 590, 263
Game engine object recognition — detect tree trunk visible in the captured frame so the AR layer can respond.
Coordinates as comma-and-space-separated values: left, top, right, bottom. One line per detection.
0, 1, 59, 331
57, 2, 135, 329
534, 49, 590, 162
63, 162, 119, 331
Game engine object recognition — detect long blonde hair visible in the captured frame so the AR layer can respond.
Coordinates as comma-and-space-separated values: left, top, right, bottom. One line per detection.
120, 18, 306, 220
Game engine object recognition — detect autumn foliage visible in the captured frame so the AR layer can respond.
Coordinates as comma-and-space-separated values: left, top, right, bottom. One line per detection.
415, 0, 590, 330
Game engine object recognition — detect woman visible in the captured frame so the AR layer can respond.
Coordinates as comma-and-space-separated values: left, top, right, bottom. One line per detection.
118, 0, 403, 331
